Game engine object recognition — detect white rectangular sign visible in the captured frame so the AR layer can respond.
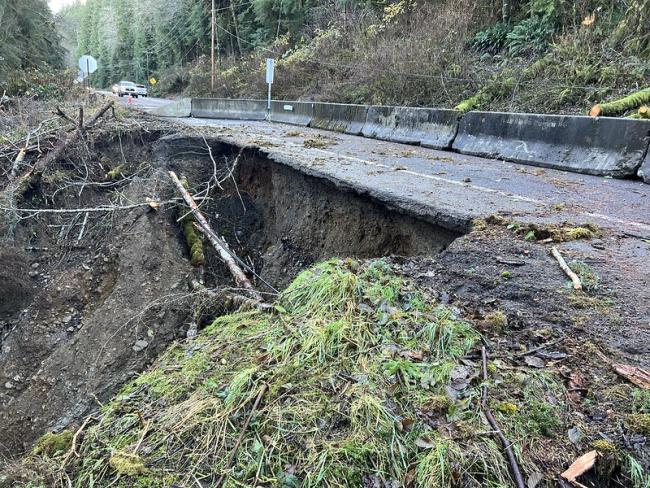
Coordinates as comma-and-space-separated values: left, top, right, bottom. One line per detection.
266, 58, 274, 84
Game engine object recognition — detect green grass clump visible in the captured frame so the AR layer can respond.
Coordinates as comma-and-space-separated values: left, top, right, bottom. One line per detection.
108, 452, 147, 476
569, 260, 600, 292
624, 454, 650, 488
485, 310, 508, 331
14, 259, 574, 487
632, 388, 650, 413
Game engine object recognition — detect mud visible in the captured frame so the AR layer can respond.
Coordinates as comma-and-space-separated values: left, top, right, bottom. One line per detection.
0, 131, 461, 456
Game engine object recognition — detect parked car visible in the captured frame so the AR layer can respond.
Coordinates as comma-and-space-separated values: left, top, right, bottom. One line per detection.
112, 81, 138, 97
135, 84, 148, 97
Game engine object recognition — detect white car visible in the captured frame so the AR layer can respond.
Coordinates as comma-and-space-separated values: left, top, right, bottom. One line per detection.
112, 81, 138, 97
136, 84, 148, 97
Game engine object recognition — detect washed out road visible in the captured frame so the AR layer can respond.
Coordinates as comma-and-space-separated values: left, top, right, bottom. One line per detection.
106, 92, 650, 237
93, 92, 650, 362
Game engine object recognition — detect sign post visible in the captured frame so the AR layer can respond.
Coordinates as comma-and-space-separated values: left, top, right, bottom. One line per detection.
266, 58, 274, 117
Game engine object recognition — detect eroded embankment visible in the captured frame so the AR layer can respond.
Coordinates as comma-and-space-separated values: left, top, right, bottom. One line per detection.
0, 130, 461, 458
2, 127, 649, 488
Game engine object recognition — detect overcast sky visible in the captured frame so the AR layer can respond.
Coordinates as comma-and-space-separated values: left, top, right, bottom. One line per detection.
49, 0, 84, 13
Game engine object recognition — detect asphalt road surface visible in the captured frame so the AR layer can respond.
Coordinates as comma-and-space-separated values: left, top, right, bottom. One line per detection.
101, 91, 650, 238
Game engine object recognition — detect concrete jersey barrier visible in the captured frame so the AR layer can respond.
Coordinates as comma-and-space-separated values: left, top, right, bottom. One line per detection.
191, 98, 267, 120
310, 103, 368, 135
452, 111, 650, 177
147, 98, 191, 117
362, 106, 462, 149
269, 101, 313, 126
639, 149, 650, 184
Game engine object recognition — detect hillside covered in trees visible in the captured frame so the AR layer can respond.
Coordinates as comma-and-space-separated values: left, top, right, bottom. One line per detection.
56, 0, 650, 114
0, 0, 64, 96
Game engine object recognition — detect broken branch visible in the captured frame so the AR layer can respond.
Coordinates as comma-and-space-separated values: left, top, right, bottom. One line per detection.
169, 171, 262, 300
550, 246, 582, 290
55, 106, 77, 126
60, 415, 97, 468
481, 346, 526, 488
215, 384, 268, 487
84, 100, 115, 129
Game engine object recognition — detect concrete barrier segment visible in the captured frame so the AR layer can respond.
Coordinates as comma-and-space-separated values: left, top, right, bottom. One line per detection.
147, 98, 191, 117
452, 111, 650, 177
310, 103, 368, 135
191, 98, 267, 120
269, 101, 314, 126
362, 106, 462, 149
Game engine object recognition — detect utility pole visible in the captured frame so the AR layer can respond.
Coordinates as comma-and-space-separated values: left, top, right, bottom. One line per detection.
146, 52, 150, 80
211, 0, 215, 92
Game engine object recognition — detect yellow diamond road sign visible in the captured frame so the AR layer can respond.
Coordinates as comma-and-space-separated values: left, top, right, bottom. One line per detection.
149, 77, 157, 85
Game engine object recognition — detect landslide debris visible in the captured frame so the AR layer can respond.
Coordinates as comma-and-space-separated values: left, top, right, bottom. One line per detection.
3, 258, 648, 488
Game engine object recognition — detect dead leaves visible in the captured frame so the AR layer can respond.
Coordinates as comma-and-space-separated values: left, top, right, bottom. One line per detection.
303, 135, 336, 149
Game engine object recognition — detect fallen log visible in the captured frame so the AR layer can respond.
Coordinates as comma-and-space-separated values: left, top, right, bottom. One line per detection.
589, 87, 650, 117
169, 171, 262, 300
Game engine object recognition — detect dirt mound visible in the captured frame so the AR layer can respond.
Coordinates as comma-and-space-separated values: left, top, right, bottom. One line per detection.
1, 116, 648, 486
3, 258, 648, 487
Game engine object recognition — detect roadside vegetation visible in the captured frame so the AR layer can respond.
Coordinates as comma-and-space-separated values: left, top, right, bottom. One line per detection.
54, 0, 650, 114
0, 0, 67, 97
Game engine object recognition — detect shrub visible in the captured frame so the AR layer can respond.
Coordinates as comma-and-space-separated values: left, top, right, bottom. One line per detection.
473, 21, 512, 54
3, 67, 75, 99
506, 15, 556, 56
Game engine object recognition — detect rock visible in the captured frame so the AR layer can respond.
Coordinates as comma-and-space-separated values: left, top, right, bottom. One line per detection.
132, 340, 149, 352
62, 315, 72, 324
28, 270, 39, 278
591, 239, 605, 250
30, 262, 40, 269
4, 382, 14, 389
66, 327, 75, 333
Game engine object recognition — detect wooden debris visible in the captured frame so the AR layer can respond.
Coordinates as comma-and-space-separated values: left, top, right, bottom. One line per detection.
550, 246, 582, 290
481, 346, 526, 488
169, 171, 262, 301
560, 450, 598, 488
592, 347, 650, 389
215, 384, 268, 487
612, 363, 650, 389
496, 256, 526, 266
37, 100, 114, 174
